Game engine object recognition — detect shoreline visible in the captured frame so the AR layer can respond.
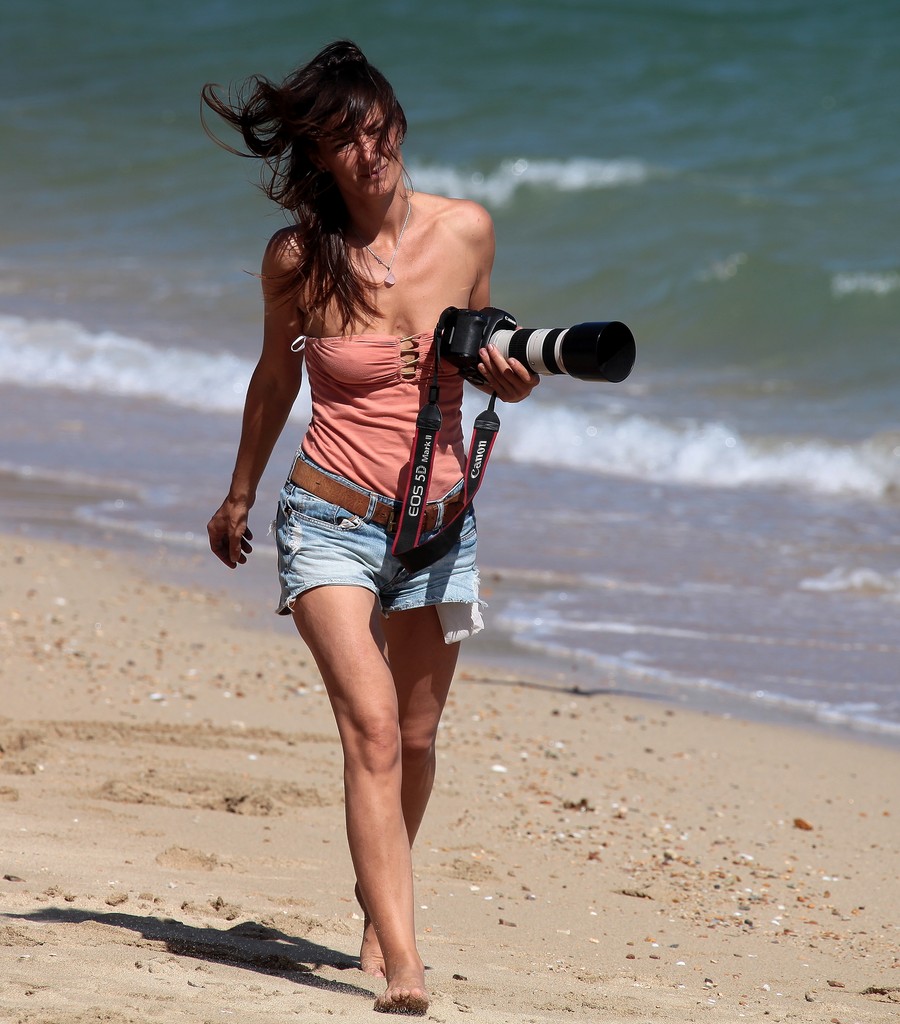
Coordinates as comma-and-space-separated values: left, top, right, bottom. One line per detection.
3, 459, 899, 752
2, 533, 899, 1022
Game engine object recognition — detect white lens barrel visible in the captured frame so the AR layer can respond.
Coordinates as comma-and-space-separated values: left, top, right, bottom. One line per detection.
491, 328, 569, 376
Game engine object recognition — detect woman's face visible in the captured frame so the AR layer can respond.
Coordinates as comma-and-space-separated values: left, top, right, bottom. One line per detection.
315, 116, 404, 200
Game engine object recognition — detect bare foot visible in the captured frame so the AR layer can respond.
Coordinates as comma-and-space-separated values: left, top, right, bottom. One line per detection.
373, 964, 429, 1016
355, 883, 386, 978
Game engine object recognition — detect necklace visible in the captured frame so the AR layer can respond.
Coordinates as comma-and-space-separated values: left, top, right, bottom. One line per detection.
359, 197, 411, 287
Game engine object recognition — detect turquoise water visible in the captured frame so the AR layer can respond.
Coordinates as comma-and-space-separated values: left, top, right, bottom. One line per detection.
2, 1, 899, 738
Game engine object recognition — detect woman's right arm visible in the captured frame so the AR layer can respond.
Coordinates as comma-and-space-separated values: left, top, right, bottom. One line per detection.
207, 231, 305, 568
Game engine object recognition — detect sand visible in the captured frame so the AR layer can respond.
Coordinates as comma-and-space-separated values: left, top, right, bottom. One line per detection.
1, 535, 898, 1023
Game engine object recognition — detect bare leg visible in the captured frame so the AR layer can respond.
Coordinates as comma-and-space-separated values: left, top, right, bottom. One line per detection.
385, 602, 459, 845
291, 588, 457, 1014
355, 604, 459, 980
354, 879, 384, 977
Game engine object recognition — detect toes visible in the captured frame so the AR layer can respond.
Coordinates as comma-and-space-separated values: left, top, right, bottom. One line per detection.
374, 987, 429, 1015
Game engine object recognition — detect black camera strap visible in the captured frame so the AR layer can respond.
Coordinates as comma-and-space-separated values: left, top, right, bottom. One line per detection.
391, 354, 500, 574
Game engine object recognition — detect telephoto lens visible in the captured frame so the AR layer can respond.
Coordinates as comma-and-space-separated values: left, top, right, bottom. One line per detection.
489, 321, 635, 382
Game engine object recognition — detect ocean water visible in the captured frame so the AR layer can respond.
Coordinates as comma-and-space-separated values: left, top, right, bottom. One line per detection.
2, 0, 899, 742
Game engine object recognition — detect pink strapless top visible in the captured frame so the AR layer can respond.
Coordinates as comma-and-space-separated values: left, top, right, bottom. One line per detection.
299, 332, 467, 499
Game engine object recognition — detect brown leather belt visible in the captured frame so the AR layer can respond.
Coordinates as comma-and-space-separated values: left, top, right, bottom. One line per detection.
290, 460, 464, 534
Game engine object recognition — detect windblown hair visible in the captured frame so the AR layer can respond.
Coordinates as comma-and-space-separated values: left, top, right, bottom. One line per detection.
201, 40, 408, 330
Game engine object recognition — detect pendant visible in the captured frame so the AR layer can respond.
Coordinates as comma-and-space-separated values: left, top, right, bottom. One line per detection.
384, 271, 396, 286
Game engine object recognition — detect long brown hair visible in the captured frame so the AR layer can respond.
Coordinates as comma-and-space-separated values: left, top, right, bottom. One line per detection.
201, 40, 408, 330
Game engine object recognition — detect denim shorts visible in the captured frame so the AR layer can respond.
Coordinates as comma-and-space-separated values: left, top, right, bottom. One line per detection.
273, 461, 482, 637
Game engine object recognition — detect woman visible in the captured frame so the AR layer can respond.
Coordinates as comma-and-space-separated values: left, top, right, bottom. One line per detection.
203, 40, 537, 1015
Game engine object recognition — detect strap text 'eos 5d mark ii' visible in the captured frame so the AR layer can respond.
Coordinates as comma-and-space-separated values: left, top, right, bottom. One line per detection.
391, 350, 500, 574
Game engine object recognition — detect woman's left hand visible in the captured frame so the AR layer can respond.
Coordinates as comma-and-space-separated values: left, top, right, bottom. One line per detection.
477, 344, 540, 403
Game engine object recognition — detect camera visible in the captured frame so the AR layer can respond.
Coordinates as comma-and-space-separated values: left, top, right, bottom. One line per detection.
435, 306, 635, 384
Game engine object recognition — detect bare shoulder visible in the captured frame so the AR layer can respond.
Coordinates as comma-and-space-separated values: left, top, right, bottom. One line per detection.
259, 227, 305, 347
260, 226, 307, 314
417, 192, 494, 246
262, 225, 304, 276
447, 196, 494, 237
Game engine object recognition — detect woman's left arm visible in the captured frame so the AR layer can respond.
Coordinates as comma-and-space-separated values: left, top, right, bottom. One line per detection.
463, 203, 539, 404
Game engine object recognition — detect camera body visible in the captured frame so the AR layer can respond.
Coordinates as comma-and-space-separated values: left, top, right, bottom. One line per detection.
434, 306, 516, 384
435, 305, 635, 384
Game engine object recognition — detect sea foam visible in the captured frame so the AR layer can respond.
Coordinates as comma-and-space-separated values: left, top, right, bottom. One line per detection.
410, 156, 650, 206
5, 312, 899, 503
800, 566, 900, 599
831, 271, 900, 298
495, 400, 900, 500
0, 313, 255, 415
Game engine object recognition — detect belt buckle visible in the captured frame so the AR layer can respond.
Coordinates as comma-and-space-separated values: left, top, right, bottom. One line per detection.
385, 498, 453, 535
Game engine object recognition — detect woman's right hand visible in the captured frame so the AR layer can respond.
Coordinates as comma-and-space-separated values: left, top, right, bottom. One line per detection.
207, 497, 254, 568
